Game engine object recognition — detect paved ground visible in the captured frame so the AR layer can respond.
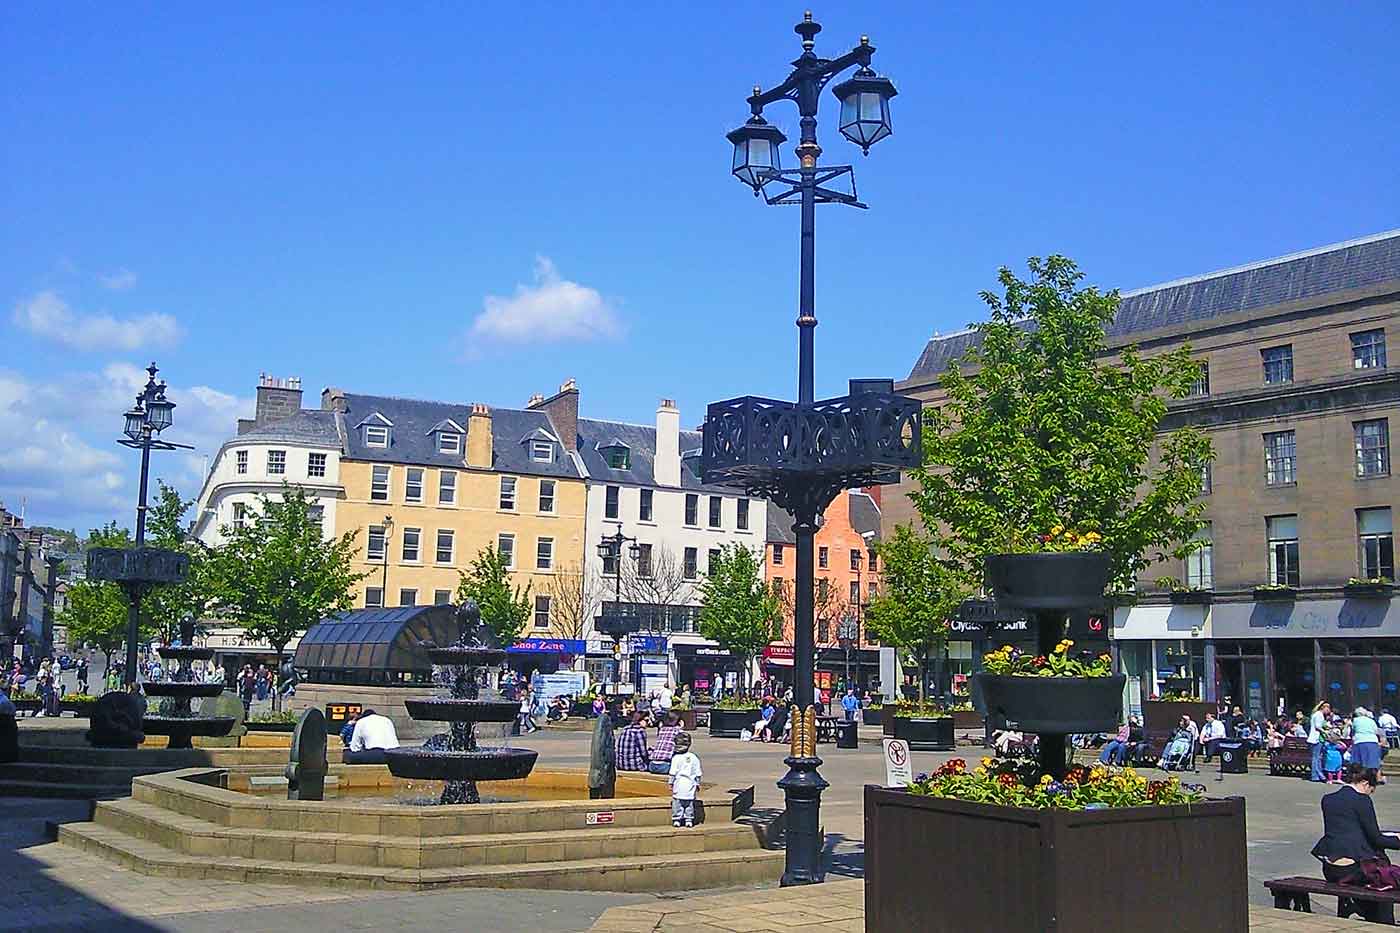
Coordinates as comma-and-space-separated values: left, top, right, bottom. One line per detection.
7, 724, 1400, 930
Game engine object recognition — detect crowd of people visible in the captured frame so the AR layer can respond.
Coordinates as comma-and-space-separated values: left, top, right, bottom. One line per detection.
1, 655, 89, 715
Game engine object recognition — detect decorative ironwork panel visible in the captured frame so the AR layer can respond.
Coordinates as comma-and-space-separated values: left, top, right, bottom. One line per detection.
87, 547, 189, 585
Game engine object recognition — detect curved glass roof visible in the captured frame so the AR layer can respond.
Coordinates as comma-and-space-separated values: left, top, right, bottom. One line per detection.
292, 605, 459, 685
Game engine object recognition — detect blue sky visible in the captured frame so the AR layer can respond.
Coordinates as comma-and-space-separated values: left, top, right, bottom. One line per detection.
3, 2, 1398, 535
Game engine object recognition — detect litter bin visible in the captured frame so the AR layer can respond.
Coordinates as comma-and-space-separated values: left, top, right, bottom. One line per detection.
1218, 739, 1248, 774
836, 720, 858, 749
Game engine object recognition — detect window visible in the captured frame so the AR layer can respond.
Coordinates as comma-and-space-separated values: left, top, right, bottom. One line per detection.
850, 581, 860, 603
499, 476, 517, 510
1355, 419, 1391, 477
818, 619, 829, 643
436, 529, 454, 564
232, 502, 248, 530
395, 588, 415, 607
1201, 463, 1213, 495
401, 527, 420, 562
1262, 345, 1294, 385
601, 542, 618, 577
1185, 524, 1214, 590
439, 470, 456, 504
708, 496, 722, 528
636, 543, 653, 578
708, 548, 721, 572
364, 425, 389, 448
1359, 508, 1395, 581
850, 549, 861, 571
639, 488, 653, 522
371, 465, 390, 501
605, 485, 620, 520
1352, 329, 1387, 370
307, 505, 324, 531
773, 544, 784, 566
530, 440, 553, 463
736, 498, 749, 530
539, 479, 555, 513
868, 549, 878, 572
267, 449, 286, 475
1264, 431, 1297, 486
1267, 515, 1300, 587
367, 525, 386, 562
365, 587, 383, 608
684, 494, 699, 526
235, 450, 248, 475
818, 578, 830, 601
497, 533, 515, 569
683, 547, 698, 580
308, 452, 327, 478
534, 595, 551, 629
405, 468, 424, 503
438, 432, 461, 455
605, 447, 630, 469
1189, 362, 1210, 397
818, 547, 829, 569
536, 537, 554, 570
433, 589, 452, 606
869, 581, 878, 601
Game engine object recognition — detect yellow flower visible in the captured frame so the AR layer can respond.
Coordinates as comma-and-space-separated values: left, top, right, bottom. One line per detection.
1085, 532, 1102, 543
1050, 524, 1064, 536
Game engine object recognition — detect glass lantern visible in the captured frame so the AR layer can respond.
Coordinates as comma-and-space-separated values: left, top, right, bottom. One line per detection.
145, 385, 175, 433
123, 399, 147, 441
831, 69, 897, 155
726, 117, 787, 193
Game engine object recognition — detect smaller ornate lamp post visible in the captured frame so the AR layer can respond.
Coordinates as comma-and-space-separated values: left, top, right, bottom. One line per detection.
596, 525, 642, 689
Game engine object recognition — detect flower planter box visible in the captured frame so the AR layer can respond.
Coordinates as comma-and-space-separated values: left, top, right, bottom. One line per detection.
864, 787, 1247, 933
1344, 582, 1395, 599
892, 716, 954, 751
984, 552, 1113, 610
951, 709, 983, 731
1253, 586, 1297, 602
11, 698, 42, 715
883, 715, 896, 738
246, 721, 297, 733
60, 700, 97, 717
1169, 589, 1213, 605
973, 673, 1125, 734
862, 707, 883, 727
708, 708, 758, 738
571, 701, 594, 718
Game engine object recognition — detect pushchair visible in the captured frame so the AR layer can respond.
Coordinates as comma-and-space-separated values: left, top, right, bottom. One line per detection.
1159, 729, 1195, 772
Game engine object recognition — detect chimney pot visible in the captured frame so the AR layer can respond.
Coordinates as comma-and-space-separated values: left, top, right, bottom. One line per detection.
527, 393, 545, 408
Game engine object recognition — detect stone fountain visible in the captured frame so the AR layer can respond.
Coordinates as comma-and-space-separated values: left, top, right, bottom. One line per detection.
142, 619, 234, 750
383, 600, 537, 804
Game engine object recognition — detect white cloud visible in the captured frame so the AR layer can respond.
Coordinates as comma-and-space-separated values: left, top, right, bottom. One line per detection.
99, 268, 138, 290
12, 290, 181, 352
470, 257, 622, 343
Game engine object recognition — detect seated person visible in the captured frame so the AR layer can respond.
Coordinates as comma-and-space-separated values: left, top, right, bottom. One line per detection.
993, 729, 1025, 757
344, 708, 400, 764
1099, 722, 1131, 766
591, 694, 607, 719
1311, 764, 1400, 923
763, 701, 789, 744
338, 712, 359, 748
614, 712, 651, 772
650, 713, 683, 775
546, 695, 570, 722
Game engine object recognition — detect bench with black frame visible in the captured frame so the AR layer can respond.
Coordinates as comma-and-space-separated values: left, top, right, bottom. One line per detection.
1265, 875, 1400, 924
815, 715, 839, 745
1270, 737, 1313, 777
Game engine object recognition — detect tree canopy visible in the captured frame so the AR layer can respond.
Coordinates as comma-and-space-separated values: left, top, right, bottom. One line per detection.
698, 544, 782, 689
910, 255, 1213, 586
455, 544, 531, 647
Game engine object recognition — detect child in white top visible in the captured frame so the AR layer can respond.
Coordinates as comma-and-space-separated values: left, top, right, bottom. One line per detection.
668, 732, 702, 828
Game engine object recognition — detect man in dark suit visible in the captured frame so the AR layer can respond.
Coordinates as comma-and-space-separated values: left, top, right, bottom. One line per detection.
1312, 764, 1400, 922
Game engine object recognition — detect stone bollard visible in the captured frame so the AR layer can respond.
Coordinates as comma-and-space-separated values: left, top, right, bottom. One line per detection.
286, 707, 328, 801
0, 693, 17, 764
85, 691, 146, 748
588, 711, 616, 800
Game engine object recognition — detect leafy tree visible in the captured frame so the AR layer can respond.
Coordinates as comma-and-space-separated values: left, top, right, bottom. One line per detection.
910, 255, 1213, 586
864, 525, 969, 702
698, 544, 782, 690
455, 544, 531, 647
142, 480, 218, 645
542, 561, 600, 640
61, 524, 142, 675
769, 575, 846, 645
620, 544, 695, 631
209, 484, 365, 707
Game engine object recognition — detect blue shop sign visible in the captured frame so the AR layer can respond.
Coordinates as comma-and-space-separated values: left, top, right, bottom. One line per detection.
509, 638, 587, 655
629, 634, 668, 654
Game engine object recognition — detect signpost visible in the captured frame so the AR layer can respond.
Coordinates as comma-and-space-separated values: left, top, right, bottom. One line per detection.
882, 738, 912, 787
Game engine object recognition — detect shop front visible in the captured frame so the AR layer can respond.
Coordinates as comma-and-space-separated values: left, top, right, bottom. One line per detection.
1212, 598, 1400, 721
761, 644, 794, 690
673, 642, 741, 694
506, 637, 586, 677
1111, 604, 1209, 717
815, 646, 881, 694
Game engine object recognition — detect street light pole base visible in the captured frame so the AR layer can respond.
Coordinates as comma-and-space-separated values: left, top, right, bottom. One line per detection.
777, 754, 828, 886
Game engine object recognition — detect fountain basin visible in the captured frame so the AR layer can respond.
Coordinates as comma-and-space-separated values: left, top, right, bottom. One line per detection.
142, 716, 237, 750
157, 646, 215, 662
144, 683, 225, 699
425, 646, 507, 667
383, 746, 538, 782
402, 698, 519, 722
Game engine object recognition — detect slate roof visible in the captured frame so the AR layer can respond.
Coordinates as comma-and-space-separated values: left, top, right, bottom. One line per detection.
907, 230, 1400, 382
339, 393, 582, 478
575, 418, 733, 492
233, 410, 341, 446
765, 491, 882, 546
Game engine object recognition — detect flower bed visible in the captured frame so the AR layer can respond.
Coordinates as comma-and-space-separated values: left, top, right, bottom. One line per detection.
1344, 579, 1394, 599
1253, 584, 1297, 602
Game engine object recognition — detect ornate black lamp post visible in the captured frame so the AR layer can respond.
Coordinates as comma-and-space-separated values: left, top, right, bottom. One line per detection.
702, 12, 920, 886
595, 525, 642, 689
101, 363, 192, 688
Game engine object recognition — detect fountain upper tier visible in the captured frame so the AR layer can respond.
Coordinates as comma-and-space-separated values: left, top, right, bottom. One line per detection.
157, 645, 215, 662
404, 699, 518, 723
426, 646, 507, 667
144, 683, 225, 699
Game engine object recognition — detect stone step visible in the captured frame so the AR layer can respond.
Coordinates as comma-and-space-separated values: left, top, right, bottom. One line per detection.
58, 820, 783, 892
94, 797, 763, 868
0, 779, 131, 800
0, 762, 167, 784
18, 744, 294, 767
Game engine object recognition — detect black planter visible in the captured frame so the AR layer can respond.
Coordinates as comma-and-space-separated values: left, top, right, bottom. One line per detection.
862, 707, 884, 727
1344, 582, 1394, 599
984, 552, 1112, 610
245, 721, 297, 733
893, 716, 953, 751
973, 674, 1125, 734
1253, 586, 1297, 602
709, 708, 759, 738
1168, 589, 1213, 605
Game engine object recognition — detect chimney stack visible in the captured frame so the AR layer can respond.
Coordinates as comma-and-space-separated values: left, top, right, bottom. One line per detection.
254, 373, 303, 426
321, 386, 348, 413
654, 398, 681, 487
533, 378, 580, 451
526, 393, 544, 407
466, 403, 493, 469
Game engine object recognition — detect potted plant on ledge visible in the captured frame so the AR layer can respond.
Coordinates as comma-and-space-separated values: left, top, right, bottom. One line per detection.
1253, 582, 1298, 602
1157, 576, 1212, 605
1344, 577, 1395, 599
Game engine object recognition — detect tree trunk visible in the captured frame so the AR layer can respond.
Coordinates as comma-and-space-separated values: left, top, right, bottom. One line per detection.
917, 650, 928, 703
272, 647, 285, 711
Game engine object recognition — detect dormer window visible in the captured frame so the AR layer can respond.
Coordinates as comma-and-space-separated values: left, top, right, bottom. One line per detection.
530, 439, 554, 463
599, 438, 631, 470
364, 425, 389, 447
682, 450, 702, 479
439, 433, 462, 454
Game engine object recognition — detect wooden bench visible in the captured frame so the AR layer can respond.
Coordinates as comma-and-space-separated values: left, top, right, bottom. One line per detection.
1265, 875, 1400, 923
1269, 737, 1313, 777
815, 716, 839, 745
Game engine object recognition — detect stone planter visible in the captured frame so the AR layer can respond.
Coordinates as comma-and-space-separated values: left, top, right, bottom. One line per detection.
974, 674, 1125, 734
709, 708, 758, 738
865, 787, 1247, 932
862, 707, 883, 727
984, 552, 1112, 611
893, 716, 954, 751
